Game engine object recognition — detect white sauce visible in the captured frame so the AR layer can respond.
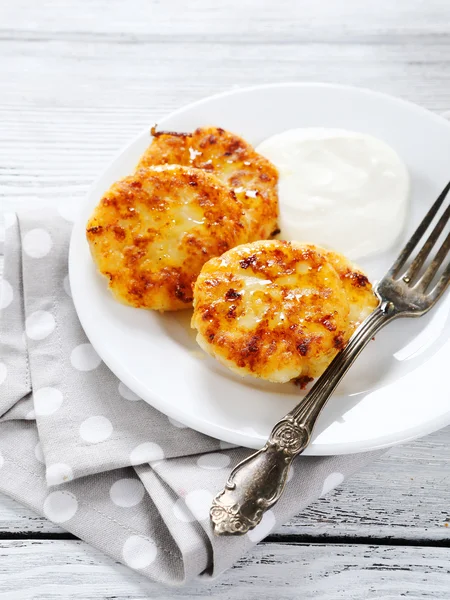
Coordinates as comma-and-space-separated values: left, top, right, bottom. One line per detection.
257, 128, 410, 259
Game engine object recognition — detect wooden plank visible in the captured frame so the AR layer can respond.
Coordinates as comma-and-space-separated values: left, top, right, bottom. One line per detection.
0, 539, 448, 598
0, 427, 449, 540
280, 427, 450, 540
1, 38, 450, 123
0, 495, 65, 536
2, 0, 450, 41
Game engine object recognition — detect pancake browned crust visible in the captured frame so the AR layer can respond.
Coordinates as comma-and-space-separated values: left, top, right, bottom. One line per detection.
138, 126, 279, 241
192, 240, 379, 384
86, 164, 248, 311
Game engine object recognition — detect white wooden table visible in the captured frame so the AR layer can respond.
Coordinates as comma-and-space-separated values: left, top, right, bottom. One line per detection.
1, 0, 450, 596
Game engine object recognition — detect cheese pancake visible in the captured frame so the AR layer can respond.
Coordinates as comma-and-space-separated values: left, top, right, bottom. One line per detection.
86, 165, 248, 311
138, 126, 279, 241
325, 249, 379, 331
192, 240, 379, 384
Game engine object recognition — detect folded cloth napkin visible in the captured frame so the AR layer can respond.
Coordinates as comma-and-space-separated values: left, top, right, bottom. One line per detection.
0, 209, 384, 585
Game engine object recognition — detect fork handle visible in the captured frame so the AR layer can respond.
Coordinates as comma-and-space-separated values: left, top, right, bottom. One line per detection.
210, 302, 397, 535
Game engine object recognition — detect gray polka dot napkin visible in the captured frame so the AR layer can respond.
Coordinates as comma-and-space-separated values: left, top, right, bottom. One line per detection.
0, 209, 384, 585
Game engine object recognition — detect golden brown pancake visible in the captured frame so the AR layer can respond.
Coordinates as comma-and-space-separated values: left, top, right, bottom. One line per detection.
86, 164, 248, 311
138, 126, 279, 241
192, 240, 379, 384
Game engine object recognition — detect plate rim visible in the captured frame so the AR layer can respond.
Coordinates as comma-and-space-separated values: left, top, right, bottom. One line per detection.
69, 81, 450, 454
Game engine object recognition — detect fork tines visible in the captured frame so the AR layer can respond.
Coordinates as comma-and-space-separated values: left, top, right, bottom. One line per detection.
390, 180, 450, 300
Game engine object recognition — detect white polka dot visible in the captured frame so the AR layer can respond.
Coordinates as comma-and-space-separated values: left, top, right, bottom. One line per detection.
43, 491, 78, 523
0, 279, 13, 310
25, 409, 35, 420
23, 229, 52, 258
321, 472, 344, 496
110, 478, 145, 507
25, 310, 55, 340
167, 416, 187, 429
118, 382, 141, 401
122, 536, 157, 570
79, 416, 113, 443
34, 387, 63, 416
58, 201, 81, 223
46, 463, 74, 486
63, 275, 72, 298
197, 453, 230, 470
287, 463, 294, 483
184, 489, 213, 522
34, 442, 45, 463
247, 510, 276, 542
0, 451, 4, 470
4, 212, 16, 229
173, 498, 196, 522
70, 343, 101, 371
219, 440, 236, 450
0, 362, 7, 385
129, 442, 164, 465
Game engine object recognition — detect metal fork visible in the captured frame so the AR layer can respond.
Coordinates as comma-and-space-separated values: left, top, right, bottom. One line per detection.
211, 182, 450, 536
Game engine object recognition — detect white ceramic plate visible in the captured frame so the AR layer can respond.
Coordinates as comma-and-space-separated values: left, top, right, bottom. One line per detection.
70, 83, 450, 454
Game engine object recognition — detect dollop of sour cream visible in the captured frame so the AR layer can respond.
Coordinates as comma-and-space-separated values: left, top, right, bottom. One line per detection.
257, 128, 410, 259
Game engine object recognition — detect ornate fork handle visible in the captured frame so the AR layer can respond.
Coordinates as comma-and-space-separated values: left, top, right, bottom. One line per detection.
211, 301, 398, 535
